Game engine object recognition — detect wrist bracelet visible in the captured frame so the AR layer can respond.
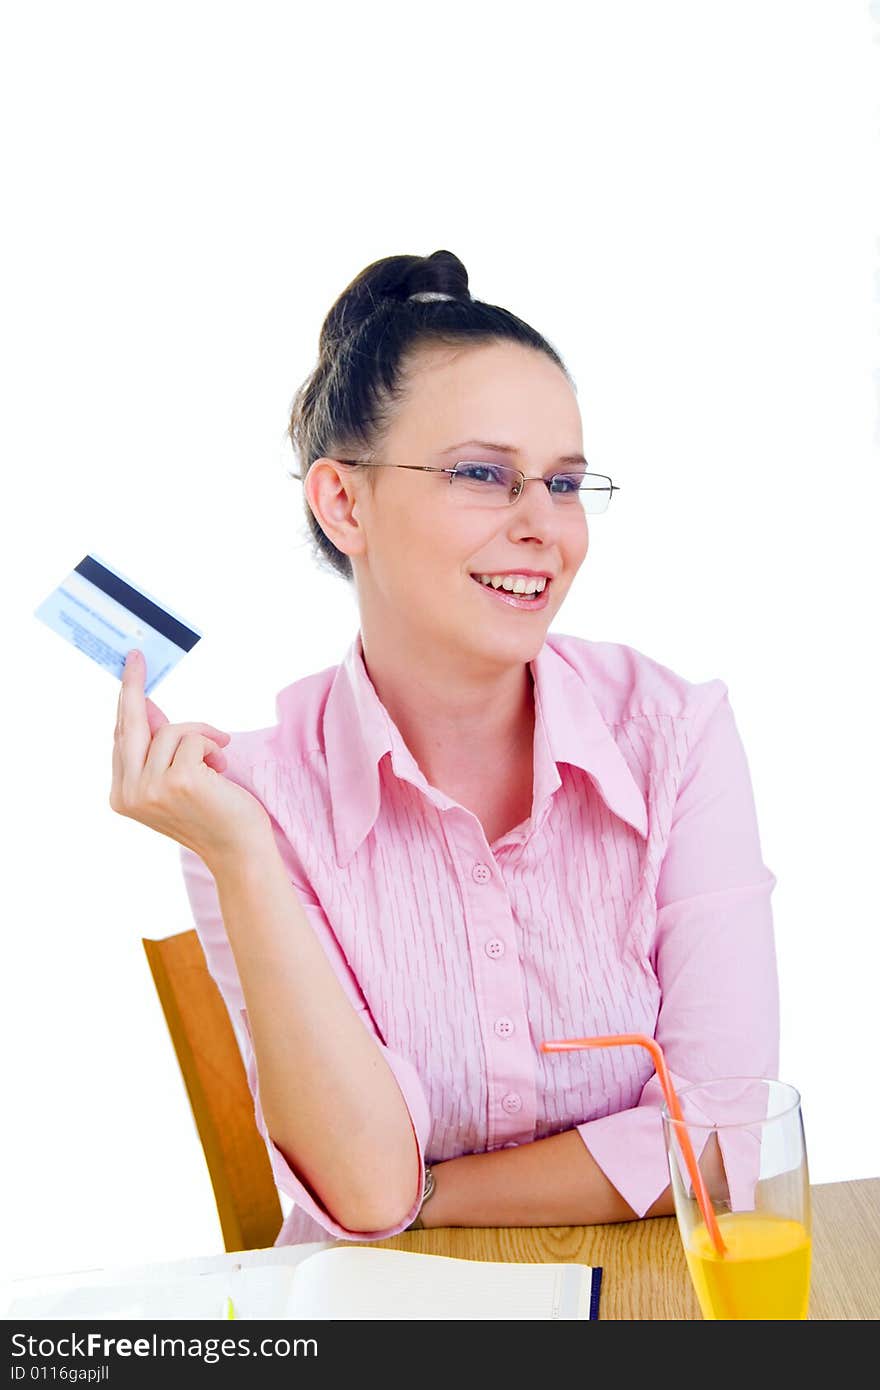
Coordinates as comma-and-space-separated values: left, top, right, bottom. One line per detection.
407, 1164, 435, 1231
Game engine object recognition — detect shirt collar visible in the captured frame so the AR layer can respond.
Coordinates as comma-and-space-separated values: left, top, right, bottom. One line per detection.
324, 630, 648, 867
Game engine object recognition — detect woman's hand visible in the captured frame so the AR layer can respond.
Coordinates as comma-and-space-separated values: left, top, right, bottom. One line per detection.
109, 649, 272, 869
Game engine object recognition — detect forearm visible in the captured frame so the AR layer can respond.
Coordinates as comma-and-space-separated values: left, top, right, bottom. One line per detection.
421, 1129, 678, 1229
208, 838, 420, 1231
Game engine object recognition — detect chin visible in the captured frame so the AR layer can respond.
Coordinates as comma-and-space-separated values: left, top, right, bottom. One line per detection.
467, 616, 551, 663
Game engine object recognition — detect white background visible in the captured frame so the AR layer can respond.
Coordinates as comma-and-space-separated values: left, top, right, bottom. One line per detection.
2, 1, 878, 1285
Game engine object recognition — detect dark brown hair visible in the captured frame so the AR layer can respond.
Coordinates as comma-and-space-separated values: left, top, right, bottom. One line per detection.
288, 249, 572, 582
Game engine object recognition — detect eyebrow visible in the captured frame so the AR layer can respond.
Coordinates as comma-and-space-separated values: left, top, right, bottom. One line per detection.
438, 439, 588, 467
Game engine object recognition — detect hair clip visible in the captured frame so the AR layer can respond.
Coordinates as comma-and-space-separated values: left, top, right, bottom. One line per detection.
407, 291, 456, 303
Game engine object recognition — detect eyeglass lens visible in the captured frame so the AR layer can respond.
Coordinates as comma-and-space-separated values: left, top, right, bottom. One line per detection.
449, 462, 612, 513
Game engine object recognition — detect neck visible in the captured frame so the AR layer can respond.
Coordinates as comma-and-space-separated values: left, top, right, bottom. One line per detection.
358, 625, 536, 789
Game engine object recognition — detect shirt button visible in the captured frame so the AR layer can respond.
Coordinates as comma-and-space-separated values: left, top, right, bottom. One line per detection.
502, 1092, 522, 1113
494, 1017, 514, 1038
485, 938, 505, 959
472, 862, 491, 884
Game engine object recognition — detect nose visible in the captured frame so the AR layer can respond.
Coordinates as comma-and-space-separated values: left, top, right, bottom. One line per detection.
506, 476, 567, 538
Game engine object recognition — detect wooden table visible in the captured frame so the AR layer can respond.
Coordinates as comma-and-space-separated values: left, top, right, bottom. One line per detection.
359, 1177, 879, 1319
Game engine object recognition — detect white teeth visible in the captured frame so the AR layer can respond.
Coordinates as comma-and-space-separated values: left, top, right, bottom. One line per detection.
476, 573, 547, 595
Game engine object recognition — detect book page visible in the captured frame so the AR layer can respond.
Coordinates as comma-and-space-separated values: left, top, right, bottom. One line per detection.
5, 1245, 599, 1321
4, 1244, 333, 1321
7, 1265, 301, 1321
289, 1247, 593, 1320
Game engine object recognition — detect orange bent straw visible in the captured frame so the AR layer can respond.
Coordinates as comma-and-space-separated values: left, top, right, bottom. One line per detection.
540, 1032, 727, 1257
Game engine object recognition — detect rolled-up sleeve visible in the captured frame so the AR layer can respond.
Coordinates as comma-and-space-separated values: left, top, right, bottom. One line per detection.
575, 683, 780, 1217
178, 820, 432, 1241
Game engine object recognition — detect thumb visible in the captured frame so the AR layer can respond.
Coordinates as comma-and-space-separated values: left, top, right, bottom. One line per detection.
145, 697, 169, 736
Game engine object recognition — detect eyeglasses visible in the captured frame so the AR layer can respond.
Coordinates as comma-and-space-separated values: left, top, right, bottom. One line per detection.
319, 460, 620, 514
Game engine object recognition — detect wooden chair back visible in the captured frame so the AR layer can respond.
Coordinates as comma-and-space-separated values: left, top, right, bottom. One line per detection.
142, 929, 283, 1252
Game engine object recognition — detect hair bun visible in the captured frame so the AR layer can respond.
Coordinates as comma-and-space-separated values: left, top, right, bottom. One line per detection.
318, 251, 468, 351
400, 249, 470, 303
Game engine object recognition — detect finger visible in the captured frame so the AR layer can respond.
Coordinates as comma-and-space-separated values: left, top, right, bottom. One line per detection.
142, 721, 232, 779
145, 697, 170, 737
110, 719, 122, 800
198, 724, 230, 743
142, 696, 229, 744
117, 650, 152, 784
169, 732, 226, 777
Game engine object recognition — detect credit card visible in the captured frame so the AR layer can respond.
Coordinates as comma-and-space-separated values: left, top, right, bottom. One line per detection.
33, 553, 202, 695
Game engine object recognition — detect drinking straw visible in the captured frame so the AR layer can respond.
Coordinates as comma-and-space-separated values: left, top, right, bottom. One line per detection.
540, 1032, 728, 1257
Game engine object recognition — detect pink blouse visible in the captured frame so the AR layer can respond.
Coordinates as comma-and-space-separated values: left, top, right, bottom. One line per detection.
180, 629, 779, 1246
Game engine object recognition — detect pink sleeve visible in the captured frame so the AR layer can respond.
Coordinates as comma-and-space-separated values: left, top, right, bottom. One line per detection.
178, 817, 432, 1241
575, 684, 780, 1218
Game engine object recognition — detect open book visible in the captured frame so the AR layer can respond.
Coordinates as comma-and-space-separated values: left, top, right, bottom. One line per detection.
6, 1246, 602, 1321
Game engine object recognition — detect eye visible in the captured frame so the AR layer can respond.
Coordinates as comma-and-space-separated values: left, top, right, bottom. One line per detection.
453, 462, 509, 485
548, 473, 583, 494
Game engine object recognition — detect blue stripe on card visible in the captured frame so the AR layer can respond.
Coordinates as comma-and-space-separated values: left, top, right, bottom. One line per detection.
74, 555, 201, 651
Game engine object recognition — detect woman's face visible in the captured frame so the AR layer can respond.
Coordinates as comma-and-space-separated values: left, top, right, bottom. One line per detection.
317, 340, 590, 671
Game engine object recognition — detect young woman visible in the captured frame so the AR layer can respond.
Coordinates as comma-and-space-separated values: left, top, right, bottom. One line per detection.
110, 249, 779, 1247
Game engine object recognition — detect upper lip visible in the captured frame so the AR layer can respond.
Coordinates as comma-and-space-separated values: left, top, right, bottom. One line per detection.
470, 568, 556, 579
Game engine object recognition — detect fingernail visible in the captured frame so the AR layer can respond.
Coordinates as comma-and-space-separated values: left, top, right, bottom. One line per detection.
126, 649, 140, 665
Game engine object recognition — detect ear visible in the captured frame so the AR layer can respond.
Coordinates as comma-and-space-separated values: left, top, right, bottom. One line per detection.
305, 458, 368, 559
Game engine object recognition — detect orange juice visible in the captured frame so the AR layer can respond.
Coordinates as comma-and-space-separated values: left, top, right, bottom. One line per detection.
686, 1211, 811, 1319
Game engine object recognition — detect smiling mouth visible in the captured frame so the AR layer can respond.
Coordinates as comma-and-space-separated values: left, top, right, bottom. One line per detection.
468, 574, 553, 607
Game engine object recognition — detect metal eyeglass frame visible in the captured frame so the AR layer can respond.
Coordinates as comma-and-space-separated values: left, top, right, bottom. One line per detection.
323, 459, 620, 508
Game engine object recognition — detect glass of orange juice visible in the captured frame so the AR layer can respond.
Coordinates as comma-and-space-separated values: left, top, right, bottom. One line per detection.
661, 1078, 811, 1320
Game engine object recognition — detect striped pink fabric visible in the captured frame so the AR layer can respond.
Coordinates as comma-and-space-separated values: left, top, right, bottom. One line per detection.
180, 629, 779, 1246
